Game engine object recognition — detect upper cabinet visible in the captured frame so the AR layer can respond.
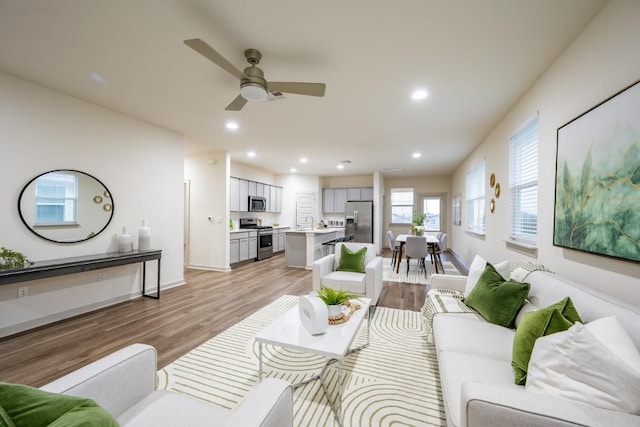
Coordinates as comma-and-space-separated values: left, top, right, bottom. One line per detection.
230, 176, 283, 213
323, 187, 372, 213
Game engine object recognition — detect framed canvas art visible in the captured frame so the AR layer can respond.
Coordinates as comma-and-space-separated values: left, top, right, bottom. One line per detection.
553, 79, 640, 262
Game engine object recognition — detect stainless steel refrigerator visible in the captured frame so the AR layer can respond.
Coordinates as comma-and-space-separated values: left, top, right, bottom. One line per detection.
344, 200, 373, 243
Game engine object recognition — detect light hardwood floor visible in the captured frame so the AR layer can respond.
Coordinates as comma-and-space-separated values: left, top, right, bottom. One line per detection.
0, 250, 466, 387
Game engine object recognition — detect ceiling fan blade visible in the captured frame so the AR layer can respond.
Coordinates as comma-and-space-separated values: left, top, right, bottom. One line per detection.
184, 38, 246, 81
225, 94, 248, 111
267, 82, 326, 97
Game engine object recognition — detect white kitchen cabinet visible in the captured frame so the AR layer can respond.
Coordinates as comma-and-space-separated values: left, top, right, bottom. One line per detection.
273, 227, 289, 252
230, 178, 240, 211
347, 188, 361, 201
334, 189, 348, 213
230, 239, 239, 264
323, 188, 335, 213
270, 185, 277, 212
256, 183, 264, 197
361, 187, 374, 200
239, 179, 249, 212
276, 187, 283, 212
230, 231, 258, 264
249, 233, 257, 259
248, 180, 257, 196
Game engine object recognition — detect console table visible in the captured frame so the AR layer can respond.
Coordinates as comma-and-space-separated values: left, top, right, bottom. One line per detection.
0, 249, 162, 299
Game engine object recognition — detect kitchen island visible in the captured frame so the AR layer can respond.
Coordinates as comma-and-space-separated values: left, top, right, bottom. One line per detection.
285, 229, 338, 269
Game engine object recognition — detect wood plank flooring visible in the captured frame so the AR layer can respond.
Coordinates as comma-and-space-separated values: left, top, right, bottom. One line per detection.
0, 250, 466, 387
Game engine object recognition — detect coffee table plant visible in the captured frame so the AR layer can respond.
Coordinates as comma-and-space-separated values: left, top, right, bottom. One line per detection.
317, 286, 358, 318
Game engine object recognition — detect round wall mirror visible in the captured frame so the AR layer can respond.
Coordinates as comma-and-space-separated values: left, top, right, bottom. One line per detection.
18, 170, 115, 243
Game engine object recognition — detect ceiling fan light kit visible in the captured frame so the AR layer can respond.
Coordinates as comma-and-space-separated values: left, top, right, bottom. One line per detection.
184, 38, 326, 111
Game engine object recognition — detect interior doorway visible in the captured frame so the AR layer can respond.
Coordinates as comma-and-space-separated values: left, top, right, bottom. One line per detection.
296, 192, 317, 229
183, 180, 191, 266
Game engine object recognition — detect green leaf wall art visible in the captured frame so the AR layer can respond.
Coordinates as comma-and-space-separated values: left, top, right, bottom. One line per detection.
553, 80, 640, 263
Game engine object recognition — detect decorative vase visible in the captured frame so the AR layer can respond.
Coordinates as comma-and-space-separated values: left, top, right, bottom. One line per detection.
138, 220, 151, 250
118, 227, 133, 252
327, 304, 342, 318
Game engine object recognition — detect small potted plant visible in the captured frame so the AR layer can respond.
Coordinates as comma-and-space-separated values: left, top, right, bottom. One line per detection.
316, 286, 358, 318
0, 247, 34, 270
412, 212, 427, 235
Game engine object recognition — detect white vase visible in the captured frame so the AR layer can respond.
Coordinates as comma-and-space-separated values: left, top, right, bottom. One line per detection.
138, 220, 151, 250
118, 227, 134, 252
327, 304, 342, 318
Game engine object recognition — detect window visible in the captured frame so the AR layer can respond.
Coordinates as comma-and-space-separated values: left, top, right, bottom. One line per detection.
509, 115, 538, 244
419, 195, 443, 231
35, 172, 78, 225
466, 160, 486, 234
390, 188, 414, 224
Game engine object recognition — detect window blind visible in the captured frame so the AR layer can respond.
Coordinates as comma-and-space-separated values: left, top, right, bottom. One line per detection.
466, 160, 486, 233
509, 115, 538, 244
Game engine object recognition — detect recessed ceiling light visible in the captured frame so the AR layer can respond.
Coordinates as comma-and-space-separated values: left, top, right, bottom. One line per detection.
247, 151, 256, 158
337, 164, 344, 170
412, 152, 421, 158
299, 157, 308, 163
411, 89, 428, 100
225, 121, 239, 130
290, 168, 297, 173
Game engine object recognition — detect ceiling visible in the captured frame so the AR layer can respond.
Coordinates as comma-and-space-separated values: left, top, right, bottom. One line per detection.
0, 0, 607, 177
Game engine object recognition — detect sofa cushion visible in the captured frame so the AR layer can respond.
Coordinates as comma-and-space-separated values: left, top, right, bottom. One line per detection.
465, 255, 510, 295
511, 297, 582, 385
321, 271, 366, 295
336, 244, 367, 273
433, 314, 515, 361
463, 263, 530, 328
526, 316, 640, 415
438, 351, 521, 427
118, 390, 228, 426
0, 382, 117, 427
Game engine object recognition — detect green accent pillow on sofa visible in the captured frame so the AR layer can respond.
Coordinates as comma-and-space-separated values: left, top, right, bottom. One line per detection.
337, 245, 367, 273
0, 382, 118, 427
511, 297, 582, 385
463, 263, 530, 328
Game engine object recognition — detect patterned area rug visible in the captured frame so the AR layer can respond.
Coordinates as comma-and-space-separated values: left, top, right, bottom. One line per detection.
383, 258, 461, 284
157, 295, 446, 427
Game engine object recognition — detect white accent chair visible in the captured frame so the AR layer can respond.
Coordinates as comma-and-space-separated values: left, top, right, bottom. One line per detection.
41, 343, 293, 427
312, 242, 383, 305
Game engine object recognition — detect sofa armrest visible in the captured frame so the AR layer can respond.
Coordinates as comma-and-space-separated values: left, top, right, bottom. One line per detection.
225, 378, 293, 427
312, 254, 336, 291
40, 343, 157, 419
461, 381, 640, 427
430, 274, 467, 294
365, 256, 383, 304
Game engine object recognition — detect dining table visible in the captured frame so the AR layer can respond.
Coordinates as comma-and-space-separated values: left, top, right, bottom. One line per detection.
395, 234, 441, 274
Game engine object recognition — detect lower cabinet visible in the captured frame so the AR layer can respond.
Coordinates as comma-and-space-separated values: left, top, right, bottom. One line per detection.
273, 227, 289, 253
230, 231, 258, 264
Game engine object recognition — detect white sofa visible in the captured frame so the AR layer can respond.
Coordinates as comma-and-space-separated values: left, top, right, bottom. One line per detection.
312, 242, 383, 304
430, 266, 640, 427
40, 343, 293, 427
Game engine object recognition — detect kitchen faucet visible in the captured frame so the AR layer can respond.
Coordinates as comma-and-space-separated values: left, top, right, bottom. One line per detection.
306, 215, 314, 228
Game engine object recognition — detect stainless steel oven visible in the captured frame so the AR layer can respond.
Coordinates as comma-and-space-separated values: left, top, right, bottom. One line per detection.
257, 227, 273, 260
239, 218, 273, 260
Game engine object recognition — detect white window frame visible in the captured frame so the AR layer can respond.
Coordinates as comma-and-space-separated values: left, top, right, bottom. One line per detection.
390, 188, 414, 224
509, 115, 538, 245
35, 172, 78, 225
466, 160, 486, 234
419, 194, 444, 231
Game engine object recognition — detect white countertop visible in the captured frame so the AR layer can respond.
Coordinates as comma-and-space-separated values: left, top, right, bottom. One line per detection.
285, 228, 338, 234
229, 225, 290, 233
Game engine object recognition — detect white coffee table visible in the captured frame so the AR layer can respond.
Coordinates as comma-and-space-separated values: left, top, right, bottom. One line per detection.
254, 297, 372, 426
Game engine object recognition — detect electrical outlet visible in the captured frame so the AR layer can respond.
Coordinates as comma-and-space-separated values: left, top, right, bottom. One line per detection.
17, 286, 29, 298
98, 272, 107, 281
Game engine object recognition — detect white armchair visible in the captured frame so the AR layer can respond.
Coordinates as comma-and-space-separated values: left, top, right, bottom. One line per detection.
41, 343, 293, 427
312, 242, 383, 305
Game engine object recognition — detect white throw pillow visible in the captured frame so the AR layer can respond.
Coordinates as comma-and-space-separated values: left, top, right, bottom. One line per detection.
526, 316, 640, 415
464, 255, 510, 295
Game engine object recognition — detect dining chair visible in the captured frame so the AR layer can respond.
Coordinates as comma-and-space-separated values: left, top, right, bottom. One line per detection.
404, 236, 429, 276
386, 230, 400, 268
429, 233, 447, 273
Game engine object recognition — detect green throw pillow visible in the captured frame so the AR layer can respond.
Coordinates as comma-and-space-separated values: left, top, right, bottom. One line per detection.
463, 263, 530, 328
0, 382, 118, 427
511, 297, 582, 385
337, 245, 367, 273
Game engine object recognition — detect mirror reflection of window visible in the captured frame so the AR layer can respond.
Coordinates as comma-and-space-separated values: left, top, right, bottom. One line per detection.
34, 172, 78, 225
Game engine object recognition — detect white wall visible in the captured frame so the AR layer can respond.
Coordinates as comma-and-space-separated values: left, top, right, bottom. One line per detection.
450, 0, 640, 307
184, 151, 230, 271
0, 72, 185, 337
277, 174, 322, 228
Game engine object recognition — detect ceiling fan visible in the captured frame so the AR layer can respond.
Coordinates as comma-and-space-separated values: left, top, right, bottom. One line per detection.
184, 38, 326, 111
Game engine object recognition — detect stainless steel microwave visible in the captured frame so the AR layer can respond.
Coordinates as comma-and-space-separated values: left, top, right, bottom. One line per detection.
248, 195, 267, 212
